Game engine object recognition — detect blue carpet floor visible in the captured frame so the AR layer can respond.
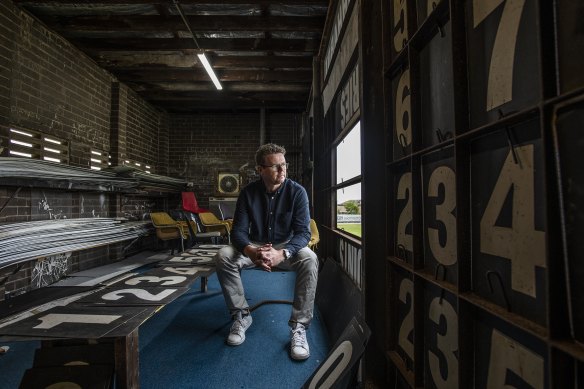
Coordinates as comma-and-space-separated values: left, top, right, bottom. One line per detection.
0, 269, 329, 388
139, 270, 330, 389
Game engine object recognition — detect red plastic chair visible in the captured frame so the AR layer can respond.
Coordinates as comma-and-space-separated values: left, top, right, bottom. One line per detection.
181, 192, 210, 214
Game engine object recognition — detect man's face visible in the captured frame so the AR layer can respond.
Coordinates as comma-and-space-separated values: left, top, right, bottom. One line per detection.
259, 153, 287, 187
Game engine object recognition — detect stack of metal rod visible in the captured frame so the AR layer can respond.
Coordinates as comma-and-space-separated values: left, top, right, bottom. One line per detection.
0, 158, 188, 192
107, 166, 189, 192
0, 218, 151, 270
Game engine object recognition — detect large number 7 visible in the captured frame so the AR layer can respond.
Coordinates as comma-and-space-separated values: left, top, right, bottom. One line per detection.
473, 0, 526, 111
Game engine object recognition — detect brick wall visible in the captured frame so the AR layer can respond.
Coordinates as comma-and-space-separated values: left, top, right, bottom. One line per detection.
3, 4, 113, 167
168, 111, 302, 207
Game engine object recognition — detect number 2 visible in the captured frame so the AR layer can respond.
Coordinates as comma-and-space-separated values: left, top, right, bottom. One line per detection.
398, 278, 414, 360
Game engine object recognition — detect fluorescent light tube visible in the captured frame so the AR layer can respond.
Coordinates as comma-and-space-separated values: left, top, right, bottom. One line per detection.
197, 53, 223, 90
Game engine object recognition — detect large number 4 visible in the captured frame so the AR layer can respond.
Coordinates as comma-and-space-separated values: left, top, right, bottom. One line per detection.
473, 0, 526, 110
480, 144, 545, 298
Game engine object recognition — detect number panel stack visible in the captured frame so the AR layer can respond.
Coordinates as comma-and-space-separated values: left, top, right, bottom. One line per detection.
383, 0, 584, 387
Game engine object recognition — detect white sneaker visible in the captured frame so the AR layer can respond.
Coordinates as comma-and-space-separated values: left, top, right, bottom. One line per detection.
290, 323, 310, 360
226, 312, 252, 346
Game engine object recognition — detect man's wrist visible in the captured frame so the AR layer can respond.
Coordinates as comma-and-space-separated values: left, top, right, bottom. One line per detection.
282, 249, 291, 260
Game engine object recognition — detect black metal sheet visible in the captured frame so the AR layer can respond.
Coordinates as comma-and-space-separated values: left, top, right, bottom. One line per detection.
465, 0, 541, 128
470, 119, 546, 326
301, 315, 370, 389
419, 20, 455, 149
391, 266, 415, 369
421, 147, 457, 285
19, 365, 113, 389
33, 343, 114, 367
0, 286, 95, 321
473, 309, 548, 389
108, 266, 213, 288
556, 0, 584, 94
392, 67, 414, 160
76, 286, 188, 306
0, 306, 148, 339
389, 0, 412, 60
314, 258, 364, 346
393, 162, 414, 263
422, 280, 458, 389
555, 101, 584, 342
161, 255, 216, 266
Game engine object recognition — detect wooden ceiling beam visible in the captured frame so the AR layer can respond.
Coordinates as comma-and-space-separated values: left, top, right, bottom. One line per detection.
15, 1, 327, 5
115, 68, 312, 82
130, 81, 310, 92
97, 54, 313, 69
73, 37, 320, 52
44, 15, 325, 32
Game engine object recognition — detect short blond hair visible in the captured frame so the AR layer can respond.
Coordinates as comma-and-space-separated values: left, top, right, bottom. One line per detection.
255, 143, 286, 166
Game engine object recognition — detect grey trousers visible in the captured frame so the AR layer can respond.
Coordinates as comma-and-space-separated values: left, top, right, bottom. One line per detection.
215, 244, 318, 327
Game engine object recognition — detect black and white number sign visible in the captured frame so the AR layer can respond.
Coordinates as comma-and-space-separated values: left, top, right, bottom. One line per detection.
392, 68, 413, 160
395, 166, 414, 262
474, 313, 546, 389
466, 0, 540, 127
422, 148, 457, 285
471, 120, 546, 325
394, 270, 414, 365
424, 282, 458, 389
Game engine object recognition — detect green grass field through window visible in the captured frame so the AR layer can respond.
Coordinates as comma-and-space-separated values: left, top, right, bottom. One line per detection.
337, 223, 362, 237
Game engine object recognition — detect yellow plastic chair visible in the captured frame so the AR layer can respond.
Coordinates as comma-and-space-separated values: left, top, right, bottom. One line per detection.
150, 212, 189, 253
308, 219, 320, 250
198, 212, 232, 243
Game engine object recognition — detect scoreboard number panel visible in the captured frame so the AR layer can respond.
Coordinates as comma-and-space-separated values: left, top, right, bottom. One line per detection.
554, 101, 584, 342
422, 148, 457, 284
474, 312, 547, 389
419, 20, 456, 149
392, 68, 413, 160
470, 121, 546, 325
0, 305, 149, 338
392, 269, 415, 365
77, 286, 188, 306
423, 282, 459, 389
395, 166, 414, 263
392, 0, 410, 56
466, 0, 540, 128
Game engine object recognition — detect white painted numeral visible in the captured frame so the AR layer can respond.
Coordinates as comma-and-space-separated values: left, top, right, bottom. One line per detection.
163, 266, 211, 275
34, 313, 120, 329
170, 256, 213, 264
101, 288, 177, 301
395, 69, 412, 148
397, 172, 413, 253
428, 166, 457, 266
308, 340, 353, 389
486, 329, 544, 389
125, 276, 187, 286
398, 278, 414, 359
480, 144, 545, 297
393, 0, 408, 51
428, 297, 458, 389
185, 250, 216, 257
473, 0, 526, 110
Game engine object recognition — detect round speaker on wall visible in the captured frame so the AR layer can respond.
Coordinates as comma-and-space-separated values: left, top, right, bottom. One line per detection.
218, 173, 240, 195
